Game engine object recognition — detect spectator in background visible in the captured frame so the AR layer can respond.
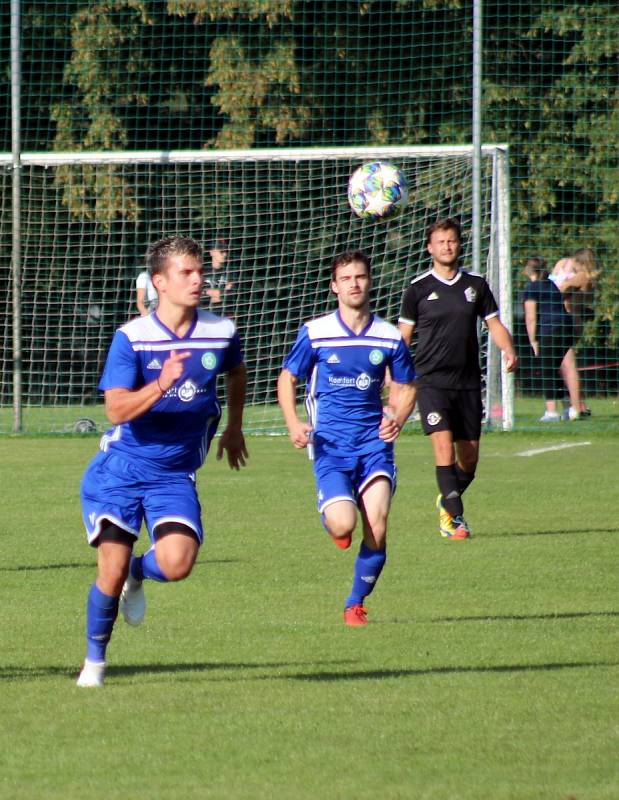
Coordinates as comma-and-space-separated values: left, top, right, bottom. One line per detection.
523, 256, 579, 421
552, 248, 599, 417
135, 269, 158, 316
203, 237, 236, 318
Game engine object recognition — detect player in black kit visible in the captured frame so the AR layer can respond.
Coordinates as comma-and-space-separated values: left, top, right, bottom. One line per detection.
398, 218, 518, 539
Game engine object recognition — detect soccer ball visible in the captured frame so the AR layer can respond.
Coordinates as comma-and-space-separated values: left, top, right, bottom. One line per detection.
347, 161, 409, 221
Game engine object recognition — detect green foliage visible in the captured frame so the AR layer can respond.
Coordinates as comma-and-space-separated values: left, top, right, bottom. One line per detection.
4, 1, 619, 342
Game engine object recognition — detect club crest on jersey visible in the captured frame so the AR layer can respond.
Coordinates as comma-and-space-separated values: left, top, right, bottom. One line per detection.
369, 349, 384, 365
178, 379, 197, 402
355, 372, 371, 390
427, 412, 442, 426
201, 352, 217, 370
464, 287, 477, 303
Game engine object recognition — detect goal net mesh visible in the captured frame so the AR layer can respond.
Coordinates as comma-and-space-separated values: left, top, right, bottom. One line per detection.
0, 147, 509, 434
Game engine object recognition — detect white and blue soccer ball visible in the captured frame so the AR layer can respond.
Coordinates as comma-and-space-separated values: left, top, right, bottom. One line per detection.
347, 161, 409, 221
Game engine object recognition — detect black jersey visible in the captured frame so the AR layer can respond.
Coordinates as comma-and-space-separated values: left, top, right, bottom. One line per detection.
399, 269, 499, 389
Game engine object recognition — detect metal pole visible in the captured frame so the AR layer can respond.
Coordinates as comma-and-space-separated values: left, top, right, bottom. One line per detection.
472, 0, 482, 274
11, 0, 22, 433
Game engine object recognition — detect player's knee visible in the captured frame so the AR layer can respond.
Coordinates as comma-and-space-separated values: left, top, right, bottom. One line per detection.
325, 515, 355, 540
97, 562, 129, 596
158, 551, 196, 581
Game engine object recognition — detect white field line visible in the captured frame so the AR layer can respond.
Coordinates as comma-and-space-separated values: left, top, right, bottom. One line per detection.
516, 441, 591, 457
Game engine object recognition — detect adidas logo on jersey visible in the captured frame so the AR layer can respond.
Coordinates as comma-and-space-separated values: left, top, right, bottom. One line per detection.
146, 358, 162, 370
427, 291, 439, 301
327, 353, 340, 364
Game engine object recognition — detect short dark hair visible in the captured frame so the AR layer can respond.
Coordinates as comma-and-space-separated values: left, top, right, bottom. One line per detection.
524, 255, 548, 279
425, 217, 461, 245
146, 236, 203, 276
331, 250, 371, 281
208, 237, 229, 253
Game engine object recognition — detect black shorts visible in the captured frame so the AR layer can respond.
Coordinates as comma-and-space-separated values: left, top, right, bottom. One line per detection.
417, 385, 483, 441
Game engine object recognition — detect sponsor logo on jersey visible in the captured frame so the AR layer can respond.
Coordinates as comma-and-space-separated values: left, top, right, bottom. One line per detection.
465, 287, 477, 303
201, 352, 217, 370
427, 412, 442, 426
427, 291, 439, 301
178, 379, 198, 402
369, 349, 384, 365
146, 358, 162, 370
355, 372, 371, 390
327, 353, 340, 364
327, 373, 376, 390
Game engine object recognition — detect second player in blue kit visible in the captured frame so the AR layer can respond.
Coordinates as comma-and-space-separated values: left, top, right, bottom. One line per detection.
278, 250, 416, 626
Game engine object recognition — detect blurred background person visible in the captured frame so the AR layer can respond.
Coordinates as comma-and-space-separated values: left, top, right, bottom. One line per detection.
523, 256, 579, 421
135, 268, 158, 316
555, 247, 600, 417
203, 236, 237, 318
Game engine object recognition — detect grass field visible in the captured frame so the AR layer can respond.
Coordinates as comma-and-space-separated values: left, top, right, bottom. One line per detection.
1, 432, 618, 799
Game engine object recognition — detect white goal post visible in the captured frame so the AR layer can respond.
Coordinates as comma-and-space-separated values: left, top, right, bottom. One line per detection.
0, 145, 513, 433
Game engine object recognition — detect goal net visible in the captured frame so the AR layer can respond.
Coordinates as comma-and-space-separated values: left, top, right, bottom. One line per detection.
0, 145, 512, 434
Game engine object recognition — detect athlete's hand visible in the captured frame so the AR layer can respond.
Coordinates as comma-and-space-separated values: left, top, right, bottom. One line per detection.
379, 405, 401, 443
288, 420, 314, 449
159, 350, 191, 391
217, 428, 249, 470
503, 350, 519, 372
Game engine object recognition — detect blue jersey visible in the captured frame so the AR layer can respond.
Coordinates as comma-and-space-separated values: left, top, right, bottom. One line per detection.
97, 310, 243, 472
283, 310, 415, 457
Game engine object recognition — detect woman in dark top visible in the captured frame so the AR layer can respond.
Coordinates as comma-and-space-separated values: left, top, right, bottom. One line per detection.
523, 256, 579, 421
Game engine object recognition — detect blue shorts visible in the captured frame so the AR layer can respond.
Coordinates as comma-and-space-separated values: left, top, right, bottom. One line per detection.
313, 450, 397, 514
80, 450, 203, 547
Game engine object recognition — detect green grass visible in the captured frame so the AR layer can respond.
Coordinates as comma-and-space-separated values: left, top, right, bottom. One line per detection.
1, 394, 618, 435
1, 434, 617, 799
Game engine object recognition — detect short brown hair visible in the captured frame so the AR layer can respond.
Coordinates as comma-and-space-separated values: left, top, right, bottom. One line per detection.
425, 217, 461, 245
146, 236, 203, 276
524, 255, 548, 279
331, 250, 371, 281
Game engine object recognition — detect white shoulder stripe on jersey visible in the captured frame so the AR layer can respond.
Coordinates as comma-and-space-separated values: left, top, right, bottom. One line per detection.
409, 270, 431, 285
310, 337, 398, 349
132, 340, 232, 352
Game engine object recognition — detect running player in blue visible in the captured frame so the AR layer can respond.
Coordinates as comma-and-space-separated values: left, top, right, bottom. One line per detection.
77, 236, 248, 687
277, 250, 416, 626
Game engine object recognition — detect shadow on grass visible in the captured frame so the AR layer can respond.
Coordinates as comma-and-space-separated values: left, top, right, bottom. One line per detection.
289, 660, 618, 682
0, 659, 355, 682
432, 610, 619, 623
0, 558, 242, 573
2, 658, 615, 684
484, 527, 617, 538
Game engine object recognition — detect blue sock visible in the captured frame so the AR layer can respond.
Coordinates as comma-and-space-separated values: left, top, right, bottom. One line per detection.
85, 583, 119, 663
132, 546, 168, 583
345, 543, 387, 608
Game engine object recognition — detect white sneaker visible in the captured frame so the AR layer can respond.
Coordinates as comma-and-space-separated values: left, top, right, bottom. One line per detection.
539, 411, 561, 422
120, 574, 146, 626
77, 659, 106, 688
566, 406, 580, 421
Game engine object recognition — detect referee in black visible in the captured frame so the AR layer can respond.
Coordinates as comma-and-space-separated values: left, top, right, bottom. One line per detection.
398, 218, 518, 539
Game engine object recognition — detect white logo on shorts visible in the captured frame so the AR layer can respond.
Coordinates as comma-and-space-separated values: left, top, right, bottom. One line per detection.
427, 412, 442, 426
178, 379, 197, 402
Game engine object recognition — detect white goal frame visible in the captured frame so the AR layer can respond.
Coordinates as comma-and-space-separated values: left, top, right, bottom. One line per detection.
3, 144, 513, 433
